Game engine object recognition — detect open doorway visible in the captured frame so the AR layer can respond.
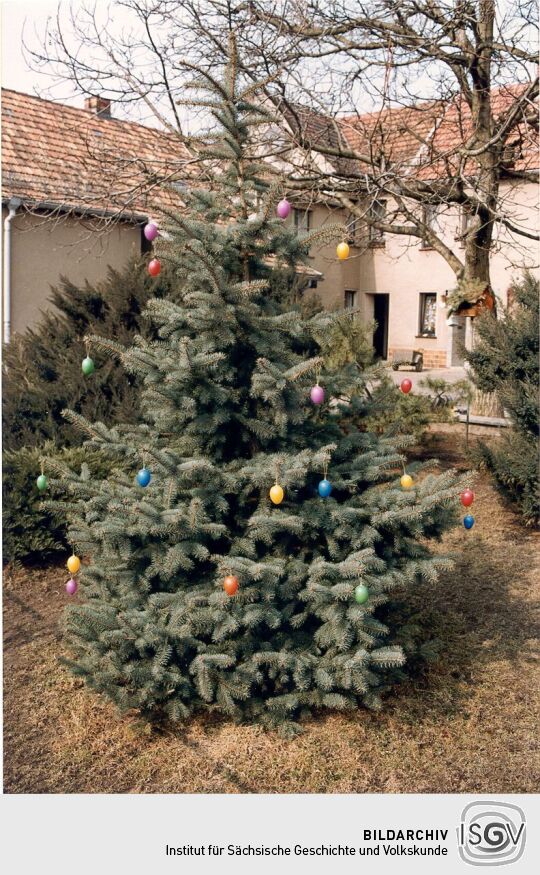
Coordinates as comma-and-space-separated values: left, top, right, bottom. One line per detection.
372, 294, 389, 359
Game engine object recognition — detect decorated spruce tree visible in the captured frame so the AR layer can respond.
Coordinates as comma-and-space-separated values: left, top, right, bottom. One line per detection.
49, 43, 466, 733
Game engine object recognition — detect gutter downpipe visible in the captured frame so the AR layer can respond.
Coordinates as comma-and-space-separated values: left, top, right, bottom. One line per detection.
3, 197, 22, 344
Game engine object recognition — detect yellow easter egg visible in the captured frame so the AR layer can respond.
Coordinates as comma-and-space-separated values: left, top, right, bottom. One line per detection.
400, 474, 414, 490
67, 554, 81, 574
336, 241, 350, 260
269, 484, 284, 505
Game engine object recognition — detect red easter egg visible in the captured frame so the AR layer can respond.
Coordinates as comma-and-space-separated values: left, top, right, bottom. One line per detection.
223, 575, 239, 596
400, 379, 412, 394
148, 258, 161, 277
460, 489, 475, 507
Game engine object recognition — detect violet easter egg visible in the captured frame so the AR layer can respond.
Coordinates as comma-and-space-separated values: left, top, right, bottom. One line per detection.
276, 199, 291, 219
310, 385, 325, 405
66, 578, 78, 595
144, 222, 158, 241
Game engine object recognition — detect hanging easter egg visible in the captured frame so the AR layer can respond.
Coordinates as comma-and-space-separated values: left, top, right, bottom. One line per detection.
148, 258, 161, 277
318, 478, 332, 498
36, 473, 48, 491
136, 468, 152, 487
223, 575, 239, 596
460, 489, 475, 507
310, 384, 325, 405
269, 484, 284, 505
463, 514, 475, 530
336, 241, 350, 260
144, 222, 158, 242
65, 578, 78, 596
67, 555, 81, 575
400, 378, 412, 394
82, 356, 95, 376
400, 473, 414, 490
354, 584, 369, 604
276, 198, 291, 219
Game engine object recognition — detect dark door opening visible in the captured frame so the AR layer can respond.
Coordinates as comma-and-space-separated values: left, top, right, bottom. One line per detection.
373, 294, 389, 359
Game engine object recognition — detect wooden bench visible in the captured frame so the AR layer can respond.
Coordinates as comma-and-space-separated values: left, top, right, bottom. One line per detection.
391, 349, 424, 372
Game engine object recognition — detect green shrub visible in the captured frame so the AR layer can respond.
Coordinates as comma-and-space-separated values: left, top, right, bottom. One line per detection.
467, 273, 539, 525
2, 445, 114, 564
2, 258, 175, 451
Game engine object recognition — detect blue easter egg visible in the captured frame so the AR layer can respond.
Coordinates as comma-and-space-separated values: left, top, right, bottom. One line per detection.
318, 478, 332, 498
463, 514, 475, 529
136, 468, 151, 487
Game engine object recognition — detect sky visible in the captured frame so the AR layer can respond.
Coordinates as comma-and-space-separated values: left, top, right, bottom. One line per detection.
1, 0, 535, 126
2, 0, 81, 104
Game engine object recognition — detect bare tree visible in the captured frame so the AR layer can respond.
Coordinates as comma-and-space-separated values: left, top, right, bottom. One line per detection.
26, 0, 538, 306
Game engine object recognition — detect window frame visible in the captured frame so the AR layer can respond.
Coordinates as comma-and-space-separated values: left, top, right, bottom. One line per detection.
293, 208, 312, 239
368, 199, 387, 244
420, 204, 439, 250
418, 292, 438, 337
344, 289, 358, 310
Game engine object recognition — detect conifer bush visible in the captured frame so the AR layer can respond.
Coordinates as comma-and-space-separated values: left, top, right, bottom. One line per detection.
467, 273, 539, 525
49, 43, 466, 734
2, 445, 113, 564
2, 259, 174, 450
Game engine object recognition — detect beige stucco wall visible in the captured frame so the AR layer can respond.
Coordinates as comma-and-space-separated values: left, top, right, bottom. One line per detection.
302, 180, 539, 367
4, 180, 538, 368
2, 208, 141, 336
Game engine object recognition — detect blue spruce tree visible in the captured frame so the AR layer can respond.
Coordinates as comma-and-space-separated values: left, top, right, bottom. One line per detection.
49, 41, 466, 735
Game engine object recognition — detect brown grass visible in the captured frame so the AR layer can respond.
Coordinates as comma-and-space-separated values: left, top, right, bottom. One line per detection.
4, 429, 540, 794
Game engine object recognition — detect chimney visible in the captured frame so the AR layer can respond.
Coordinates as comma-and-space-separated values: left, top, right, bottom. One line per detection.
84, 96, 111, 119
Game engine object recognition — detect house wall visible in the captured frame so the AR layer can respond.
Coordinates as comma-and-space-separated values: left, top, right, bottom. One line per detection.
306, 180, 539, 368
4, 180, 538, 367
2, 208, 142, 336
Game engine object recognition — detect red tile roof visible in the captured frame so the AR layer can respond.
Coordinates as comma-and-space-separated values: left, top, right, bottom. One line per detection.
2, 85, 536, 222
1, 89, 191, 218
340, 84, 538, 180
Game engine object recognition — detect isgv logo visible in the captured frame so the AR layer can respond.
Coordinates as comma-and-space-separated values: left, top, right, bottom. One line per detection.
458, 801, 526, 866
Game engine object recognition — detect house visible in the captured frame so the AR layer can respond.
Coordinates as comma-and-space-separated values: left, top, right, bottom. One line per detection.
2, 88, 538, 367
1, 90, 188, 340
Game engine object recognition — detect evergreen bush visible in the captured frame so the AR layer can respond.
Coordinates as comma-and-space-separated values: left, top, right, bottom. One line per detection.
467, 273, 539, 525
3, 445, 114, 564
2, 259, 174, 451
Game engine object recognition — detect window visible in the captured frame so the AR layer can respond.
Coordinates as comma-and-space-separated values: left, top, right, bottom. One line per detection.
421, 204, 438, 249
368, 199, 386, 243
344, 289, 357, 309
293, 208, 312, 239
346, 212, 360, 244
418, 293, 437, 336
457, 206, 473, 247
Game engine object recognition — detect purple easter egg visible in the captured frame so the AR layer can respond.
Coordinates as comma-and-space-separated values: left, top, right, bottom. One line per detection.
310, 385, 325, 405
66, 578, 78, 595
144, 222, 158, 241
276, 199, 291, 219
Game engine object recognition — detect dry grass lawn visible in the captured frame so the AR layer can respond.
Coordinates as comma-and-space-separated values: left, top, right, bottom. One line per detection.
4, 429, 540, 793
